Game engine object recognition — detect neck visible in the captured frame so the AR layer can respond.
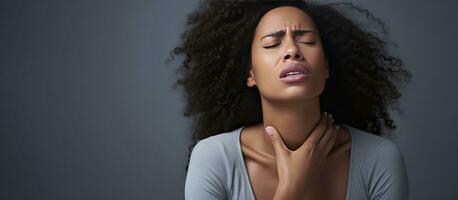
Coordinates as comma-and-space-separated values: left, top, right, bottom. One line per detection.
260, 96, 322, 155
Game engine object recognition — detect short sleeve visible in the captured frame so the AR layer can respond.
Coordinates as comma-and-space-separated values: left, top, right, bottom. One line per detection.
367, 140, 409, 200
185, 139, 227, 200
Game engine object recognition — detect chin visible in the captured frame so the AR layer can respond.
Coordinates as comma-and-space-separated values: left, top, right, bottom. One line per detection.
274, 91, 314, 102
260, 83, 323, 101
281, 86, 322, 101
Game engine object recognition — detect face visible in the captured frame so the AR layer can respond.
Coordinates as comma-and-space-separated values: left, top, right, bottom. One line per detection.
247, 6, 329, 103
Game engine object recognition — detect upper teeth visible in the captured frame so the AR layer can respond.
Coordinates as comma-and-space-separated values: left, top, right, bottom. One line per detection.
286, 71, 301, 76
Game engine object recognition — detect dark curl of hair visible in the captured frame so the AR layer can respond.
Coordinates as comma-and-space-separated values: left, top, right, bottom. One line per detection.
167, 0, 412, 171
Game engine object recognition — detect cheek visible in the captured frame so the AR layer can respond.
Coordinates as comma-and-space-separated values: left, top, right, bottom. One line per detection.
251, 50, 278, 82
304, 47, 327, 76
306, 50, 328, 95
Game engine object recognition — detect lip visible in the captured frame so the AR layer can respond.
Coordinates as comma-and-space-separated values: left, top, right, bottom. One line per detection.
279, 63, 310, 83
279, 63, 310, 78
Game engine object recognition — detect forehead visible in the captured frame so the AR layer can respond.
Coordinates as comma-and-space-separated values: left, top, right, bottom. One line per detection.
255, 6, 316, 35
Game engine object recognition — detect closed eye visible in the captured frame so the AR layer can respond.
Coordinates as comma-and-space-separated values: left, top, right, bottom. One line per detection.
263, 44, 280, 49
301, 42, 316, 45
263, 42, 316, 49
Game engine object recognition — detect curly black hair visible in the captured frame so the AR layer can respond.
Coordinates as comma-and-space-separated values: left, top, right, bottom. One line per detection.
166, 0, 411, 171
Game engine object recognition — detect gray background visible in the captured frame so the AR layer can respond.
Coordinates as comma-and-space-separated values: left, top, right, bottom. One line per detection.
1, 0, 457, 199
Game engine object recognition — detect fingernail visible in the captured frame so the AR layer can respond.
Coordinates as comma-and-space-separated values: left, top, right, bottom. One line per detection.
265, 126, 274, 136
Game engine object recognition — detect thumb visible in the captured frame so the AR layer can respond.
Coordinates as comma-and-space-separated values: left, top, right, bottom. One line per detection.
265, 126, 289, 157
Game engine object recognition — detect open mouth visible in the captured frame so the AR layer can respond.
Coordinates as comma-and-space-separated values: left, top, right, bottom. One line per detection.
279, 70, 309, 83
279, 63, 310, 83
281, 71, 306, 78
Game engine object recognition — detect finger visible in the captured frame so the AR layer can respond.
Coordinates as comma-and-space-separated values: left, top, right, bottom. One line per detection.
314, 155, 327, 178
299, 112, 329, 152
317, 114, 336, 152
324, 125, 340, 156
265, 126, 289, 157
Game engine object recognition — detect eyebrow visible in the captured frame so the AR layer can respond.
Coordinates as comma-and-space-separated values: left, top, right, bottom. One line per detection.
260, 29, 317, 41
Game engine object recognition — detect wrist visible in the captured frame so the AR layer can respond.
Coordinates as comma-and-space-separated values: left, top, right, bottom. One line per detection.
274, 181, 308, 200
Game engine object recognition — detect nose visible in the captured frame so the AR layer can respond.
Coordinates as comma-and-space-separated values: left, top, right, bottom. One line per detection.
282, 41, 304, 62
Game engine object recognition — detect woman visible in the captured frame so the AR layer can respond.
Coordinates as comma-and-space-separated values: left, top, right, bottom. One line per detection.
169, 0, 411, 199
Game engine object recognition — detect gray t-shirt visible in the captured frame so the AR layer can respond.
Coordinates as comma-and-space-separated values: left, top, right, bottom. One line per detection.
184, 124, 409, 200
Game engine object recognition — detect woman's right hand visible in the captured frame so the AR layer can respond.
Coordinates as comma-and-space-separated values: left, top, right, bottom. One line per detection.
264, 112, 339, 199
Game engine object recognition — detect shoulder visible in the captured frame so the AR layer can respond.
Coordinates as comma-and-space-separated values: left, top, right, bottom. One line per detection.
191, 127, 241, 160
185, 127, 242, 199
346, 125, 405, 165
188, 127, 242, 174
344, 124, 409, 199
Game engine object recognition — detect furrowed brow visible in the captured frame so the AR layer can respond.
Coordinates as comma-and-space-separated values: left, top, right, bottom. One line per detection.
260, 29, 316, 41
